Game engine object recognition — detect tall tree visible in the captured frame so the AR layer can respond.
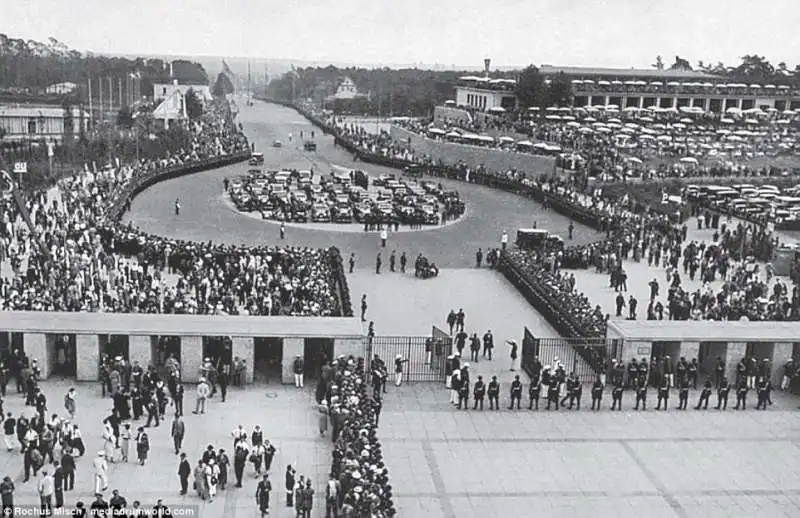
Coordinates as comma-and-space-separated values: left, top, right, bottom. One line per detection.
184, 89, 203, 119
212, 73, 234, 97
734, 55, 775, 80
546, 72, 573, 106
669, 56, 693, 71
515, 65, 547, 109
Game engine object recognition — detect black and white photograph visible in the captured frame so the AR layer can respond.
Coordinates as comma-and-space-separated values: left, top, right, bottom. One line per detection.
0, 0, 800, 516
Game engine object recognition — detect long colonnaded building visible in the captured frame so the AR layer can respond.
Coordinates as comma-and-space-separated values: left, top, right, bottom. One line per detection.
453, 64, 800, 113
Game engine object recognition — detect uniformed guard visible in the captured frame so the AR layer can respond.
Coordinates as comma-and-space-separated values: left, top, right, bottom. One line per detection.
714, 358, 725, 388
637, 359, 649, 388
508, 375, 523, 410
560, 373, 578, 409
634, 378, 647, 411
676, 357, 688, 387
487, 376, 500, 410
528, 379, 541, 410
591, 377, 603, 410
546, 380, 560, 411
656, 379, 669, 411
677, 377, 690, 410
733, 378, 748, 410
687, 358, 698, 389
610, 380, 624, 411
755, 378, 769, 410
716, 377, 730, 410
695, 378, 713, 410
627, 359, 639, 388
457, 380, 470, 410
473, 376, 486, 410
572, 377, 583, 410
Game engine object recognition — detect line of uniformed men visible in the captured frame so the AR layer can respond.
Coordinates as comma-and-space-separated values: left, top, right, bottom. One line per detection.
449, 373, 776, 412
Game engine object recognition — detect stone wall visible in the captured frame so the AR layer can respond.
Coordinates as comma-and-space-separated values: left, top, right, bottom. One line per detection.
390, 125, 556, 174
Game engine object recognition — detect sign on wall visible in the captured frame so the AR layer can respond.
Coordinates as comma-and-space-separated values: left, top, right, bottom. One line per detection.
12, 162, 28, 174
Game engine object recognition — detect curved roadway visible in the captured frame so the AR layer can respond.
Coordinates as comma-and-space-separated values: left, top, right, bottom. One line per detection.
124, 100, 604, 268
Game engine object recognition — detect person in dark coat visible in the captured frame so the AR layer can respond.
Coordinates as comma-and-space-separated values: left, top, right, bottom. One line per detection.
255, 474, 272, 517
178, 453, 191, 495
285, 465, 295, 507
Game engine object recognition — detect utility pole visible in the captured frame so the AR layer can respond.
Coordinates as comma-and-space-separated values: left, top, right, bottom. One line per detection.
88, 76, 93, 129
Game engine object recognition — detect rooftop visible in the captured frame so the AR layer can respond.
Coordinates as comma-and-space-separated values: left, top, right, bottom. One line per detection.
539, 65, 721, 80
607, 319, 800, 342
0, 311, 364, 338
0, 104, 88, 118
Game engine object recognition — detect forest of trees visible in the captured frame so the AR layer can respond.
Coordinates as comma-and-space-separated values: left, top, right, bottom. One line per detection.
0, 33, 210, 104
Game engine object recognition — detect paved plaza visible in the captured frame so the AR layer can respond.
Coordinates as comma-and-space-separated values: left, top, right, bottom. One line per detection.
381, 384, 800, 518
1, 379, 331, 517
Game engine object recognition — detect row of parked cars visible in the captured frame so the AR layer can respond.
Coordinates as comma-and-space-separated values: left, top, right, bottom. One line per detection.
228, 167, 462, 225
685, 183, 800, 225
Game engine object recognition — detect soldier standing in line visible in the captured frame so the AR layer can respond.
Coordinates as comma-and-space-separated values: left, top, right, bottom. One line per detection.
546, 381, 560, 411
627, 359, 639, 388
733, 378, 748, 410
472, 376, 486, 410
528, 378, 541, 410
714, 358, 725, 388
457, 379, 470, 410
716, 377, 730, 410
656, 379, 669, 411
755, 378, 769, 410
348, 253, 355, 274
634, 378, 648, 410
487, 376, 500, 410
591, 377, 604, 410
610, 380, 624, 411
687, 358, 699, 389
375, 253, 382, 274
399, 252, 407, 273
560, 373, 576, 408
637, 359, 649, 388
508, 375, 523, 410
389, 250, 396, 272
695, 378, 713, 410
571, 378, 583, 410
678, 377, 690, 410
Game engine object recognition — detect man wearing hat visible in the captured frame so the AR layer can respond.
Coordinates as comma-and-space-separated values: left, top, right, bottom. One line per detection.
193, 378, 210, 415
507, 340, 518, 371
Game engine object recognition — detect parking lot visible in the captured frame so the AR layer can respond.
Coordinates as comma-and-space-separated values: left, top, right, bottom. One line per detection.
226, 160, 465, 226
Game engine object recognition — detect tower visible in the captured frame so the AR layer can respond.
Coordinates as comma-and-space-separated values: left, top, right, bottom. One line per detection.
483, 58, 491, 77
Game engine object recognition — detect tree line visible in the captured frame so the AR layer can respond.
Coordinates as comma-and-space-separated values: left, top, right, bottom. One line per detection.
0, 33, 211, 105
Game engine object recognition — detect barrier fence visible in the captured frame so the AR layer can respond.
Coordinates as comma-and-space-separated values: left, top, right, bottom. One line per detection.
367, 329, 451, 383
522, 327, 623, 383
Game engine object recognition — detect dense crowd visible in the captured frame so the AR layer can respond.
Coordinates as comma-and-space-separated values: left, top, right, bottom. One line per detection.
296, 101, 800, 336
326, 356, 395, 517
0, 100, 343, 317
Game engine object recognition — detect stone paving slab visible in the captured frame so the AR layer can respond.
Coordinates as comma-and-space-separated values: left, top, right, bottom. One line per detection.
381, 383, 800, 518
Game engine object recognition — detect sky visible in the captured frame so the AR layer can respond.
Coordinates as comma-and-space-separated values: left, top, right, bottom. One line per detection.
5, 0, 800, 69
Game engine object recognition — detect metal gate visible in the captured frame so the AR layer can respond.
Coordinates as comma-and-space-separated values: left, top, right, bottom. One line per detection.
521, 327, 622, 383
369, 334, 448, 383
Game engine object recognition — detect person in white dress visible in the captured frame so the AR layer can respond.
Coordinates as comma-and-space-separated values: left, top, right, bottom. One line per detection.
92, 451, 108, 493
206, 459, 220, 503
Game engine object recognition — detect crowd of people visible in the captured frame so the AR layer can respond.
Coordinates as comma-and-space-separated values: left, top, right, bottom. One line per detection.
0, 99, 346, 317
293, 100, 800, 338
